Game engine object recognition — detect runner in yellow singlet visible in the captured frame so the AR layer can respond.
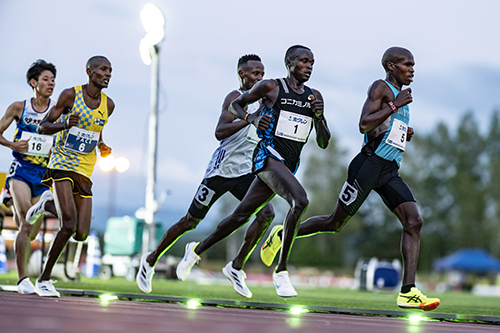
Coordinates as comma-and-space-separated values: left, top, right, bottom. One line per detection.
33, 56, 115, 297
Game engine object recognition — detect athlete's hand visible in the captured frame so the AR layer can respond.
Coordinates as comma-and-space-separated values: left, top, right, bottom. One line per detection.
65, 112, 80, 129
394, 88, 412, 108
12, 139, 29, 153
248, 113, 272, 131
311, 99, 324, 119
406, 127, 414, 142
99, 143, 112, 158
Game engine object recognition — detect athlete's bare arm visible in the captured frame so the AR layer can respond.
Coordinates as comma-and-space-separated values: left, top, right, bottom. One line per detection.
0, 101, 28, 152
310, 89, 330, 149
214, 90, 252, 141
97, 98, 114, 158
358, 80, 412, 134
229, 79, 278, 131
38, 88, 79, 135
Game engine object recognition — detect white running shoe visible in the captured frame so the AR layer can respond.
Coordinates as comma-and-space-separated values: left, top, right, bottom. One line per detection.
26, 190, 53, 225
35, 280, 60, 297
17, 278, 36, 295
222, 261, 252, 298
136, 252, 154, 293
273, 271, 297, 297
0, 187, 12, 206
176, 242, 200, 281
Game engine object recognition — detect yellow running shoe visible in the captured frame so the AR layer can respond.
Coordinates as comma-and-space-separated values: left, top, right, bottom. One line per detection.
397, 287, 440, 311
260, 225, 283, 266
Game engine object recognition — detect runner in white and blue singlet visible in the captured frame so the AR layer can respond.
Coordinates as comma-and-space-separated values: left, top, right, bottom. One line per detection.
136, 55, 274, 297
0, 60, 59, 295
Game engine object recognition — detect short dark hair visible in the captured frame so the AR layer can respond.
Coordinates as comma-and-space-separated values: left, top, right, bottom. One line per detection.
86, 55, 109, 70
381, 47, 411, 72
26, 59, 56, 88
237, 54, 261, 70
285, 45, 311, 62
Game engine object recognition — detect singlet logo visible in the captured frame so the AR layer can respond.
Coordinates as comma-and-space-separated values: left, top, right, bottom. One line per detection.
287, 115, 308, 125
24, 117, 42, 125
280, 98, 311, 108
94, 118, 105, 126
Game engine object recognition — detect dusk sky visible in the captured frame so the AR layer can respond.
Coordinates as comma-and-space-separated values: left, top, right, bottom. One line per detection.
1, 0, 499, 231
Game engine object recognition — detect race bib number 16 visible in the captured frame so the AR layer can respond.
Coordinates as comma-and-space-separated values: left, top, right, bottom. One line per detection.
64, 127, 100, 153
20, 132, 53, 157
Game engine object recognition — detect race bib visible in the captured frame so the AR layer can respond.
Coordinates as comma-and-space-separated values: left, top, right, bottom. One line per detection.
385, 118, 407, 151
246, 125, 260, 144
194, 184, 215, 207
339, 181, 358, 206
64, 127, 100, 154
275, 110, 312, 142
20, 132, 53, 157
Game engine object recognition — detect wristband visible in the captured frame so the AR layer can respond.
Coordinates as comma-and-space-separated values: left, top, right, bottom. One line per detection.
388, 101, 397, 113
244, 113, 250, 123
98, 141, 105, 148
65, 118, 70, 129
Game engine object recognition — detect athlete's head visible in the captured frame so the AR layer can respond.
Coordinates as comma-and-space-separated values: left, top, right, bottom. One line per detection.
26, 59, 56, 89
237, 54, 265, 91
285, 45, 314, 82
86, 55, 112, 89
382, 47, 414, 86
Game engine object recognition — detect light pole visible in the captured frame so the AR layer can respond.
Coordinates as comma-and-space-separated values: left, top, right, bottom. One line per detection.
139, 3, 165, 254
98, 156, 130, 218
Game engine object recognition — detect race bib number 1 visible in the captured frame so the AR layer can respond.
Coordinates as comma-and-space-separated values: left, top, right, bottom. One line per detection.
20, 132, 53, 157
64, 127, 100, 153
385, 118, 407, 151
275, 110, 312, 142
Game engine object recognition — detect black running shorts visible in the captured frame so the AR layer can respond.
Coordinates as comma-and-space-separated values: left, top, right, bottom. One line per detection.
188, 173, 256, 219
41, 168, 93, 198
338, 152, 415, 216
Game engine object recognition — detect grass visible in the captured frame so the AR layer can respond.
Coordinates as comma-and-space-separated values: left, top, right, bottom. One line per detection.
1, 270, 499, 319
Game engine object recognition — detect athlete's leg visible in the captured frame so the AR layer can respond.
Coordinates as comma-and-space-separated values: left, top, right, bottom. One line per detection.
73, 194, 92, 241
296, 201, 351, 237
232, 202, 274, 270
257, 158, 309, 273
195, 178, 275, 255
147, 213, 202, 266
9, 179, 42, 281
38, 180, 76, 281
393, 201, 423, 286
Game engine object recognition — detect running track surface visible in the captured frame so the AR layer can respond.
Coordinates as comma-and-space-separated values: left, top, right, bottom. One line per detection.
0, 292, 498, 333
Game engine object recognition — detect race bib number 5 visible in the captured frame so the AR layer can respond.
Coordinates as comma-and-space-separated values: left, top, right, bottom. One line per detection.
64, 127, 100, 153
339, 181, 358, 206
275, 110, 312, 142
385, 118, 407, 151
20, 132, 53, 157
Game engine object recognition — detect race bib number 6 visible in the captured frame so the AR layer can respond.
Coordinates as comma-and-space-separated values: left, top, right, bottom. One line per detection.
275, 110, 312, 143
64, 127, 100, 153
20, 132, 53, 157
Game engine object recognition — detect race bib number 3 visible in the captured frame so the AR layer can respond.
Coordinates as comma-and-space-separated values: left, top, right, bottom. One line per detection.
20, 132, 53, 157
275, 110, 312, 142
385, 118, 407, 151
194, 184, 215, 207
64, 127, 100, 153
